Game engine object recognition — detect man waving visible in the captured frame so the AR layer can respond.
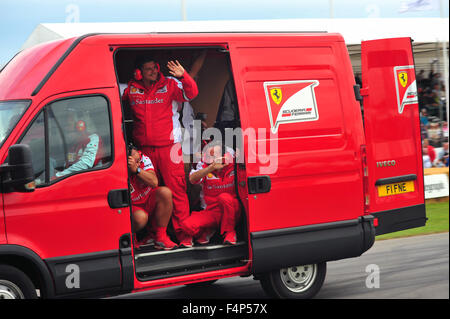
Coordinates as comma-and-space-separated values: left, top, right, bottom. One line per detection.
123, 57, 199, 247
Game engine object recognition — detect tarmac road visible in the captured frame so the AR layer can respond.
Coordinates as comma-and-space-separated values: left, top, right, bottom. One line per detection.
111, 232, 449, 299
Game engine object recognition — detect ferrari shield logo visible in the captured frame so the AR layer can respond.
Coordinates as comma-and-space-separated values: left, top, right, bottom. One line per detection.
394, 66, 418, 114
264, 80, 319, 133
270, 88, 282, 105
398, 72, 408, 87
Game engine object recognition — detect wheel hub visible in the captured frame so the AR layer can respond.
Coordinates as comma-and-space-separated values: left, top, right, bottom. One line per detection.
280, 264, 317, 293
0, 280, 24, 299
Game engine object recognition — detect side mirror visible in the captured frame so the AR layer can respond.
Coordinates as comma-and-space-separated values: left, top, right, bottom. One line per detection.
0, 144, 35, 192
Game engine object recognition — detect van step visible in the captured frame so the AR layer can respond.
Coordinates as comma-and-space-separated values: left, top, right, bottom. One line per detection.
135, 242, 248, 280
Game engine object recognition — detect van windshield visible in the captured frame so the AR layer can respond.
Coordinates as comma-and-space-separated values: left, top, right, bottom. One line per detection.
0, 100, 30, 148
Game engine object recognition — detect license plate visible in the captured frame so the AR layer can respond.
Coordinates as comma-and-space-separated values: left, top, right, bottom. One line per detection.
377, 181, 415, 197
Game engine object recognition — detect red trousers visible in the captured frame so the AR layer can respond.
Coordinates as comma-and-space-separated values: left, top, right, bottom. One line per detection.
181, 193, 241, 237
141, 144, 189, 238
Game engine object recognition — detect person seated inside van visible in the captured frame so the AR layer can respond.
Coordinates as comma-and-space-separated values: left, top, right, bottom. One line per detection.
54, 109, 102, 178
127, 145, 178, 250
181, 141, 240, 245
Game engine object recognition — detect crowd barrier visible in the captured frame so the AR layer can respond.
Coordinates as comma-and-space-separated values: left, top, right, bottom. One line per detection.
424, 167, 449, 203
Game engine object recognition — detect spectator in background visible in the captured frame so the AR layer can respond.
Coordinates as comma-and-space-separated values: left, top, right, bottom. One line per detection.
435, 142, 449, 167
420, 108, 429, 127
430, 72, 442, 88
423, 147, 432, 168
428, 122, 442, 147
420, 123, 429, 140
442, 121, 448, 140
422, 88, 440, 117
423, 139, 436, 163
417, 69, 425, 83
432, 84, 443, 106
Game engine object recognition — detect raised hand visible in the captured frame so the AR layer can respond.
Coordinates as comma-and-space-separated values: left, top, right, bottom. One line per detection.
167, 60, 185, 78
210, 157, 226, 171
127, 156, 139, 173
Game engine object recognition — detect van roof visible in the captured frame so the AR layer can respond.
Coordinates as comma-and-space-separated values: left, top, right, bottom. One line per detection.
0, 32, 345, 100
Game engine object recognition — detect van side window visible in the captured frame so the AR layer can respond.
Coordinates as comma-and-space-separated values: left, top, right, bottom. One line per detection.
18, 95, 112, 185
48, 96, 112, 180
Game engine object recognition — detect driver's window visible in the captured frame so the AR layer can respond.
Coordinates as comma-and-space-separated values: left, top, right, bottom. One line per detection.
18, 95, 112, 186
48, 96, 112, 180
19, 112, 45, 185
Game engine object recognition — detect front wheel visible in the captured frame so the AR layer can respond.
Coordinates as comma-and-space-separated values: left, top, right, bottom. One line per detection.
0, 264, 38, 299
259, 262, 326, 299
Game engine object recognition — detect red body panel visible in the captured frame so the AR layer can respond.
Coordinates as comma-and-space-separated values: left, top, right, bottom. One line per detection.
361, 38, 425, 213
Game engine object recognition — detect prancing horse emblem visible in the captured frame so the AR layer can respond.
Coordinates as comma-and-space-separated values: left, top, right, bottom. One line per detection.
398, 72, 408, 88
270, 88, 282, 105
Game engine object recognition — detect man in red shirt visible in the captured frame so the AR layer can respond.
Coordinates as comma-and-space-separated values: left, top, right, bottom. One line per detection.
181, 142, 240, 245
123, 58, 199, 247
128, 145, 177, 250
423, 139, 436, 163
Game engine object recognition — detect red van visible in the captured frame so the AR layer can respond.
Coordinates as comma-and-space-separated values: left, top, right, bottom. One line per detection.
0, 33, 426, 299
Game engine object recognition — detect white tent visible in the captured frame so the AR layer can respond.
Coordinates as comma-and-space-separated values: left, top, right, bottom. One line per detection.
21, 18, 450, 122
21, 18, 449, 49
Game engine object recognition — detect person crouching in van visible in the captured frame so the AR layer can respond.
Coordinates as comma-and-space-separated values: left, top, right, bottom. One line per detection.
181, 141, 240, 245
128, 145, 178, 250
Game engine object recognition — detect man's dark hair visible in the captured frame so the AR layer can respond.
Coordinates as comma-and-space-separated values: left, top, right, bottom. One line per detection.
135, 56, 158, 70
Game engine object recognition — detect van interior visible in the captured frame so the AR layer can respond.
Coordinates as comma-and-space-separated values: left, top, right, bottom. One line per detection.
114, 47, 249, 281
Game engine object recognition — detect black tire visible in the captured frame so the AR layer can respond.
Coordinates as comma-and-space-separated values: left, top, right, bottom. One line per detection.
185, 279, 218, 287
0, 264, 38, 299
259, 262, 326, 299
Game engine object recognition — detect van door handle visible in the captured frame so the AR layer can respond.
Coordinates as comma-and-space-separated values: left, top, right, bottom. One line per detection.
248, 176, 271, 194
108, 189, 130, 208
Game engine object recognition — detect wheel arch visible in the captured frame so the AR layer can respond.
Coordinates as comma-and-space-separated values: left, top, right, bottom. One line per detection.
0, 245, 55, 298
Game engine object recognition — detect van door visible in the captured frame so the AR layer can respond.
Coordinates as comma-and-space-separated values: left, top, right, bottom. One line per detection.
228, 35, 365, 233
228, 35, 374, 273
2, 90, 133, 296
361, 37, 427, 235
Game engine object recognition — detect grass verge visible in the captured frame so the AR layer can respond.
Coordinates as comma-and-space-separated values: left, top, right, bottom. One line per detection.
376, 201, 449, 240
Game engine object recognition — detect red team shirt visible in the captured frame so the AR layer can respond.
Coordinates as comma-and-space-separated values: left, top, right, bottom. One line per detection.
190, 162, 236, 210
122, 72, 198, 147
130, 152, 156, 205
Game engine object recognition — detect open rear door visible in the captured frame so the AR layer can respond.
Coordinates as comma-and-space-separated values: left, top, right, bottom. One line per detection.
361, 37, 427, 235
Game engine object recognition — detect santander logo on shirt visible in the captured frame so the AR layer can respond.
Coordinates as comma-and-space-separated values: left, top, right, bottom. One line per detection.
131, 98, 165, 105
